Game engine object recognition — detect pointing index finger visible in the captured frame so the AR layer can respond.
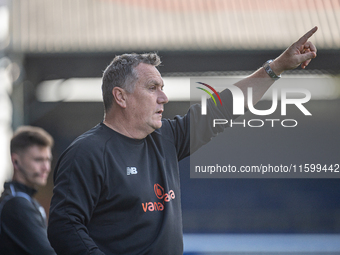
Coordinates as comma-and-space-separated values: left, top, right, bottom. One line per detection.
296, 26, 318, 45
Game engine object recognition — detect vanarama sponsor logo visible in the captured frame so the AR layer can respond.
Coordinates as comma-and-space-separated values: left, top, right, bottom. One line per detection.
141, 183, 175, 212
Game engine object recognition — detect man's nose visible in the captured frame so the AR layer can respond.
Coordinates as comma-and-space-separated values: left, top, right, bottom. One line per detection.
158, 90, 169, 104
42, 160, 51, 172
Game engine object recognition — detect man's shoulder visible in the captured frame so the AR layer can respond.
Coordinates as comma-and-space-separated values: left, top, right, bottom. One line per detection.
159, 114, 189, 135
74, 123, 111, 142
151, 115, 189, 143
154, 118, 176, 137
57, 123, 114, 163
69, 123, 115, 149
1, 194, 35, 217
0, 183, 33, 209
53, 124, 115, 180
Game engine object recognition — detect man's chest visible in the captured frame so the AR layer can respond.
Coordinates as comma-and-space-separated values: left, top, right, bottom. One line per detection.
99, 140, 180, 213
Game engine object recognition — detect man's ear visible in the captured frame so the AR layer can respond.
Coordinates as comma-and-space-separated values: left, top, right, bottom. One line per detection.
11, 153, 20, 170
112, 87, 127, 108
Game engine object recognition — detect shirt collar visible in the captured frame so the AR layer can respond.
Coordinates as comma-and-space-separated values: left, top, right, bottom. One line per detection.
4, 181, 37, 197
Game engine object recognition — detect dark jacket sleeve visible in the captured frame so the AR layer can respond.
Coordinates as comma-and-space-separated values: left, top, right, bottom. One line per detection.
48, 141, 106, 255
190, 89, 239, 153
2, 197, 56, 255
165, 89, 238, 159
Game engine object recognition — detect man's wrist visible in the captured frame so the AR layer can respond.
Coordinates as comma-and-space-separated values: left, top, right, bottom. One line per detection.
263, 60, 282, 80
269, 59, 284, 76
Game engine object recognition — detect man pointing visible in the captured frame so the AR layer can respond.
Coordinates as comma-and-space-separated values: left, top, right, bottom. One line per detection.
48, 27, 317, 255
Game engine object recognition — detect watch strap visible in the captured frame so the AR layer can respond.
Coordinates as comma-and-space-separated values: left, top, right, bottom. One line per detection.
263, 60, 281, 80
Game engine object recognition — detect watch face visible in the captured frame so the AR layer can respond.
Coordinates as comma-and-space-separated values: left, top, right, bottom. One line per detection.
263, 60, 280, 80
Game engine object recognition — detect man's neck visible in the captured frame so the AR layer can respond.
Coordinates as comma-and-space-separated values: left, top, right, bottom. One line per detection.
10, 179, 38, 193
12, 176, 38, 190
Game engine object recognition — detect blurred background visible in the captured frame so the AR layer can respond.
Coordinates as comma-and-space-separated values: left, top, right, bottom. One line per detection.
1, 0, 340, 253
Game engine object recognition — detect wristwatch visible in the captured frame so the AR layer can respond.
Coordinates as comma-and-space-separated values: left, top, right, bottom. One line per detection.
263, 60, 281, 80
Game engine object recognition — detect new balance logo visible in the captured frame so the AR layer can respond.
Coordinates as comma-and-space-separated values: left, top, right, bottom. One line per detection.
127, 167, 138, 175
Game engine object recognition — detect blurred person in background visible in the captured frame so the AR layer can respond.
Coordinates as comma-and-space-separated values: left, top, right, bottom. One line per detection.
0, 126, 56, 254
48, 27, 317, 255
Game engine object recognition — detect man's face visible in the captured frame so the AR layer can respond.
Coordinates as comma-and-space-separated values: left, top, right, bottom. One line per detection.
14, 145, 52, 189
125, 63, 169, 135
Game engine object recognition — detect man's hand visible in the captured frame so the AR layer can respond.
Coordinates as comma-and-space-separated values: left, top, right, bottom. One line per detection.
271, 26, 318, 75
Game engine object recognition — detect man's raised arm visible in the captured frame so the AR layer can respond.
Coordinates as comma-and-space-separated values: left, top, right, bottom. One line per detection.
234, 26, 318, 108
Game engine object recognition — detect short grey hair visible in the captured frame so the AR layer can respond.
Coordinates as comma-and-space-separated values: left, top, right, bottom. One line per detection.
102, 52, 161, 112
